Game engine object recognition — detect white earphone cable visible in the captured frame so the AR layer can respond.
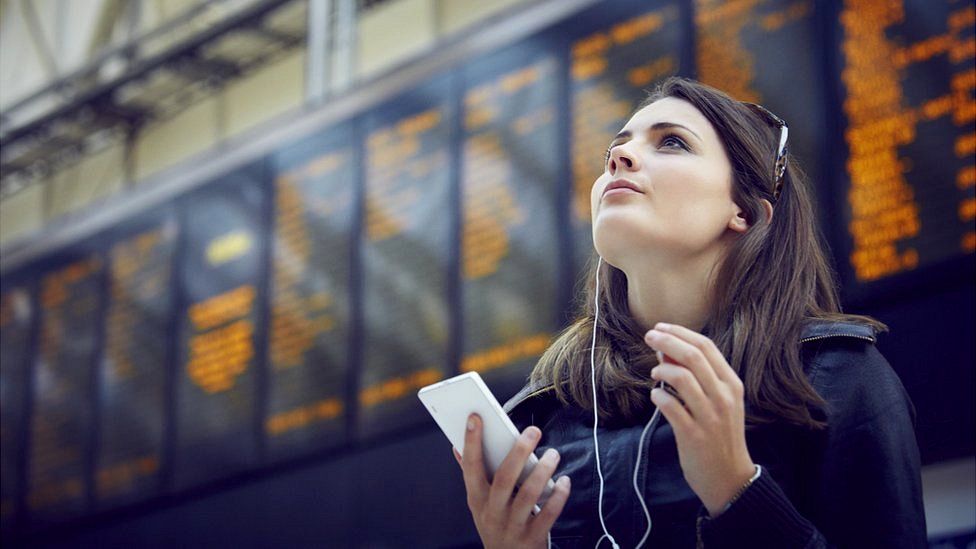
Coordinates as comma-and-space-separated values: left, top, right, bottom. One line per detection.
591, 257, 619, 549
632, 407, 660, 549
591, 257, 658, 549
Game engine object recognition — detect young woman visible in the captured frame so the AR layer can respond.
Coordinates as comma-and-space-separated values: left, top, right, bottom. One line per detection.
453, 77, 926, 548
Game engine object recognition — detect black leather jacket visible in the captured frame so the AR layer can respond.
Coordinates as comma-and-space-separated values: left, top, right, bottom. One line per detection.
503, 321, 927, 548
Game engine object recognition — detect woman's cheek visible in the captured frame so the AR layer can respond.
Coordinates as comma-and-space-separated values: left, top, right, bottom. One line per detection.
589, 177, 604, 224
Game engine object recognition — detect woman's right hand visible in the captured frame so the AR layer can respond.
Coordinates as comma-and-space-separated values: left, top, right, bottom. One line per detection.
453, 413, 571, 549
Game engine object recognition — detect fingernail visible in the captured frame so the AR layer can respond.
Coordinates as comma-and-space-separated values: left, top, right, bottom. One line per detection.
542, 448, 559, 463
656, 322, 671, 331
557, 475, 570, 488
467, 416, 476, 431
650, 367, 658, 379
645, 329, 659, 340
526, 427, 540, 441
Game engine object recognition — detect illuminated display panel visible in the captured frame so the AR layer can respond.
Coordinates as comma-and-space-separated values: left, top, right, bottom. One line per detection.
267, 126, 355, 458
0, 285, 34, 529
174, 167, 267, 488
836, 0, 975, 288
694, 0, 829, 226
359, 78, 452, 439
29, 254, 104, 523
565, 0, 685, 278
460, 38, 561, 398
95, 214, 176, 508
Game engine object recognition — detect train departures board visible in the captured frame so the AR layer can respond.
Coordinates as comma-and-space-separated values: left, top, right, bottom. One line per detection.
358, 77, 454, 440
96, 214, 177, 509
174, 166, 269, 489
835, 0, 975, 294
0, 284, 35, 529
267, 126, 356, 459
29, 252, 105, 525
459, 36, 561, 399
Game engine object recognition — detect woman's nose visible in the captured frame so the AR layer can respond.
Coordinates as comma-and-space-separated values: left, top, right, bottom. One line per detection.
608, 147, 637, 175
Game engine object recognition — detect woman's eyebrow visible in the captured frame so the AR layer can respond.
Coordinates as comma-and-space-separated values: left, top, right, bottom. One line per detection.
610, 130, 632, 143
650, 122, 702, 142
611, 122, 702, 144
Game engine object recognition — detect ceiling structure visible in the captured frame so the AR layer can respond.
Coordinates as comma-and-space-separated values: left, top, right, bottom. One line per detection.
0, 0, 334, 199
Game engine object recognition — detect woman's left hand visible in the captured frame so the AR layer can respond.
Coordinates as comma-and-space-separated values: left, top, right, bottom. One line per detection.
644, 322, 757, 517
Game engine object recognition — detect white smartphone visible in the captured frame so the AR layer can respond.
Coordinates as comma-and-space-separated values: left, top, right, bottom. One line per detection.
418, 372, 555, 507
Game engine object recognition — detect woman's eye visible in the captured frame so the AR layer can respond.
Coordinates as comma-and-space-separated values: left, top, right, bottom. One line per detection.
660, 135, 688, 150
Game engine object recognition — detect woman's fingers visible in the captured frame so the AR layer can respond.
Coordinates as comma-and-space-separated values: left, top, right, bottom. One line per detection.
455, 419, 569, 546
528, 475, 571, 540
653, 323, 740, 385
651, 385, 694, 432
651, 363, 710, 420
460, 414, 490, 510
486, 426, 542, 512
645, 328, 721, 397
510, 447, 560, 524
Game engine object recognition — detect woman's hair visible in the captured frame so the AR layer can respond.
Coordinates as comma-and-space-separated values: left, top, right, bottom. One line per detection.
531, 76, 884, 429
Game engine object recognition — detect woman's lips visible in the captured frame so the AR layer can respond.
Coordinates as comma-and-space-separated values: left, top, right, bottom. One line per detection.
603, 187, 642, 198
602, 179, 644, 199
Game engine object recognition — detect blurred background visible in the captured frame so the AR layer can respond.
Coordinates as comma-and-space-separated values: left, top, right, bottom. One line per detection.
0, 0, 973, 547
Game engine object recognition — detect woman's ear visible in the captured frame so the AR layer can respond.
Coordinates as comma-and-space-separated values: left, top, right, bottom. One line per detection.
761, 199, 774, 224
729, 200, 773, 232
729, 207, 750, 233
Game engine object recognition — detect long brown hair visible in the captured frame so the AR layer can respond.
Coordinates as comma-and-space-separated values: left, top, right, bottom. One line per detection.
531, 77, 884, 429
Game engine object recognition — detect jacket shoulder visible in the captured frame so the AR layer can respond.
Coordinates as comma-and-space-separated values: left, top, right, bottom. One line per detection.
800, 321, 914, 430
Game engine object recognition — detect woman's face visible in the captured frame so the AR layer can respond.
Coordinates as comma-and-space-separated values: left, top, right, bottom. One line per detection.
590, 97, 746, 266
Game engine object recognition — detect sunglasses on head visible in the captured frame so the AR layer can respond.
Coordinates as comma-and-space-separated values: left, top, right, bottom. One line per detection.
741, 102, 789, 200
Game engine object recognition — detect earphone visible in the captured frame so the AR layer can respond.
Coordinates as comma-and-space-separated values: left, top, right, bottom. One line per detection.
589, 256, 662, 549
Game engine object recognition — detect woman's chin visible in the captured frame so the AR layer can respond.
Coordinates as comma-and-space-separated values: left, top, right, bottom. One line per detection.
592, 217, 651, 264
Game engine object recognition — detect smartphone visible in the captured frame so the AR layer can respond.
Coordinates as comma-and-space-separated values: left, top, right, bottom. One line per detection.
418, 372, 555, 507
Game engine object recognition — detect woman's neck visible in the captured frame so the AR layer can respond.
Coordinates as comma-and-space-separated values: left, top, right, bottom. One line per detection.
621, 252, 719, 334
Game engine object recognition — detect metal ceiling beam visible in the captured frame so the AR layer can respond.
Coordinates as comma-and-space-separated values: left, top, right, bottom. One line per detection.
20, 0, 59, 78
0, 0, 298, 193
86, 0, 129, 58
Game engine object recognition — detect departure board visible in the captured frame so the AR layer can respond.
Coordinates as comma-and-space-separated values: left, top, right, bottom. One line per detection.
836, 0, 975, 288
267, 126, 355, 459
174, 167, 267, 488
460, 39, 561, 398
694, 0, 828, 226
29, 254, 104, 523
95, 215, 176, 508
566, 0, 685, 277
0, 285, 33, 529
359, 79, 452, 440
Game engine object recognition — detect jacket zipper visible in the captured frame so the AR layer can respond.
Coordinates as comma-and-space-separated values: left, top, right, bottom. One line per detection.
799, 333, 875, 344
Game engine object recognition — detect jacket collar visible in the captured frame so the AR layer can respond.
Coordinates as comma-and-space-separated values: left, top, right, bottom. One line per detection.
799, 320, 876, 344
502, 320, 877, 414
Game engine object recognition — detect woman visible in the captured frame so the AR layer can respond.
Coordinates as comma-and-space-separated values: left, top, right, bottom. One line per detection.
453, 77, 926, 548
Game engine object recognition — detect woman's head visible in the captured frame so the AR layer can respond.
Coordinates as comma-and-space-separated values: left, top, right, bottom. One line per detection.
590, 96, 744, 270
532, 77, 884, 428
590, 78, 785, 283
